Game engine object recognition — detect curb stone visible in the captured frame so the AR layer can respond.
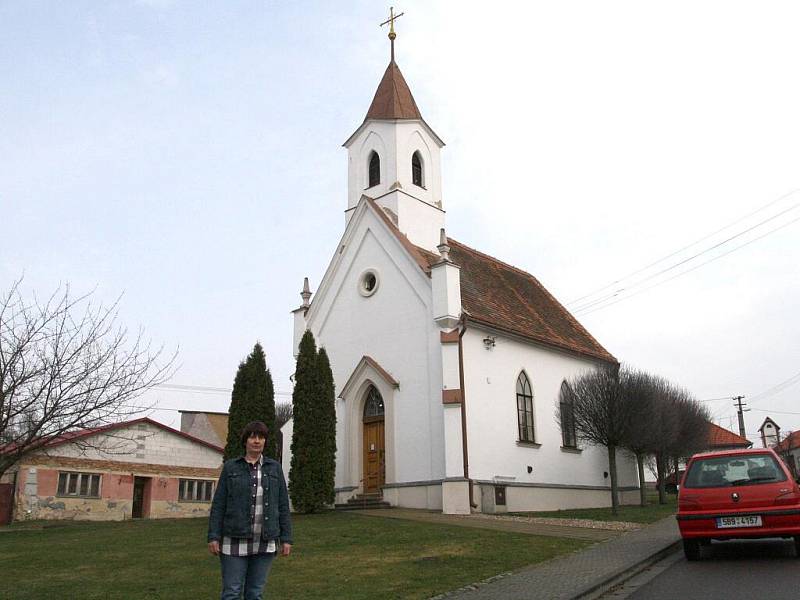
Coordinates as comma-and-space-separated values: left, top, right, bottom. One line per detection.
574, 540, 682, 600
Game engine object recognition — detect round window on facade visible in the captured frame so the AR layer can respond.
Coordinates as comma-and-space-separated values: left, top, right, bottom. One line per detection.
359, 269, 379, 297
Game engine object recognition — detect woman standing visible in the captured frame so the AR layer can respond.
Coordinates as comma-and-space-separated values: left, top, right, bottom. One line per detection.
208, 421, 293, 600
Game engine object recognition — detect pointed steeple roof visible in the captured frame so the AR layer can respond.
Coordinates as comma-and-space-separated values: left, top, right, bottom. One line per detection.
365, 60, 422, 120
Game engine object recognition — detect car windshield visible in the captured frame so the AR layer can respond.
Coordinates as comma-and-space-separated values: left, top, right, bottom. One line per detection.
683, 454, 787, 488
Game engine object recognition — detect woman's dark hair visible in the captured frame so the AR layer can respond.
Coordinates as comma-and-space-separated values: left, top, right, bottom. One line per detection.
240, 421, 269, 447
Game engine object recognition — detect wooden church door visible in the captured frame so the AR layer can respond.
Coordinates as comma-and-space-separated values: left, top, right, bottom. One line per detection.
362, 386, 386, 494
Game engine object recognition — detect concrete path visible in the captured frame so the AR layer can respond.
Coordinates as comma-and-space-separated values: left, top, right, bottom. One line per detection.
353, 508, 681, 600
354, 508, 619, 541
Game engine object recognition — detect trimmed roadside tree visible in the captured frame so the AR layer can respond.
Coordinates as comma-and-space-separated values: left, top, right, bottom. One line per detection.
223, 342, 277, 460
618, 368, 657, 507
643, 378, 710, 504
565, 365, 631, 514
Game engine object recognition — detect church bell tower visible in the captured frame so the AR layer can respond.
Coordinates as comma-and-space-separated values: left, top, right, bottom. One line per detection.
342, 9, 446, 252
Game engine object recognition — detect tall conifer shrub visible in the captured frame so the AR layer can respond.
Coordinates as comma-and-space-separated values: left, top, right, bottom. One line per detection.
223, 342, 277, 460
289, 331, 336, 512
316, 347, 337, 506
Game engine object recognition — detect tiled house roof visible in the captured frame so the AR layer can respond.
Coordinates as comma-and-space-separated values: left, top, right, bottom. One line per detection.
776, 430, 800, 452
1, 417, 224, 455
707, 422, 751, 449
365, 60, 422, 120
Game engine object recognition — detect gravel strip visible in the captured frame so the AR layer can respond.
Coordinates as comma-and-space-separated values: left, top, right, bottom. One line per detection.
467, 513, 642, 531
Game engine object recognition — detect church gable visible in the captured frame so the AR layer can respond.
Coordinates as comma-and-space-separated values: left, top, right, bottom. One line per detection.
305, 197, 434, 340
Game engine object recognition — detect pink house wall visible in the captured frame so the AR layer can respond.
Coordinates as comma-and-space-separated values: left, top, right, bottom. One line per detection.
107, 473, 134, 500
151, 478, 179, 501
37, 470, 59, 497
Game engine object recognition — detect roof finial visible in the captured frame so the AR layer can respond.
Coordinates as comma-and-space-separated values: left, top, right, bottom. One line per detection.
301, 277, 312, 308
380, 6, 405, 63
437, 228, 451, 262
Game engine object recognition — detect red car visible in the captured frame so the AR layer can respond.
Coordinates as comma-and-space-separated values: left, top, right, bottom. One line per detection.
677, 448, 800, 560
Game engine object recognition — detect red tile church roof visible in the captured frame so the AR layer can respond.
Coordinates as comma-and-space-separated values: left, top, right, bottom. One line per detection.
363, 197, 615, 363
409, 235, 616, 364
447, 239, 617, 363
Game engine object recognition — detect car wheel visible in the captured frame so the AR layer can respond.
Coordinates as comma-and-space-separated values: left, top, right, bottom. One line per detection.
683, 539, 701, 561
794, 536, 800, 558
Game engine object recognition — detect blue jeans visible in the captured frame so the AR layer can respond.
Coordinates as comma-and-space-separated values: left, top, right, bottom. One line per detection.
220, 552, 276, 600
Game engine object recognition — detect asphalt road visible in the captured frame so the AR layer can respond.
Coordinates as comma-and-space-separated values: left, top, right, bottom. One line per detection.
618, 539, 800, 600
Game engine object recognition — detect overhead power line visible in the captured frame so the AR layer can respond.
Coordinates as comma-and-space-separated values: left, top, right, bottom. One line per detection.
748, 369, 800, 403
566, 190, 800, 316
155, 383, 292, 397
574, 211, 800, 316
567, 189, 800, 307
750, 408, 800, 416
698, 396, 734, 402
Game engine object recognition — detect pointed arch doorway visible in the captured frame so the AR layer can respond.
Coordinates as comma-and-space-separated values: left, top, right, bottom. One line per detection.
362, 385, 386, 494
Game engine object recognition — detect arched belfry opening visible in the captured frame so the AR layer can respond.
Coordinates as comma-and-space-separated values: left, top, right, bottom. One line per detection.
368, 151, 380, 188
412, 151, 423, 187
362, 385, 386, 493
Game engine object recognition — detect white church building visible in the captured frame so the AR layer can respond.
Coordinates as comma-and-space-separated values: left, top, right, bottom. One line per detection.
288, 33, 639, 515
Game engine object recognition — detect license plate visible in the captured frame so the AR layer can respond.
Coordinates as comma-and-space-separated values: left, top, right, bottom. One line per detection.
715, 515, 762, 529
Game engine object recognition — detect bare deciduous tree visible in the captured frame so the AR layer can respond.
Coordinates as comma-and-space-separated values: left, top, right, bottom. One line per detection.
0, 279, 176, 479
642, 378, 709, 504
562, 365, 631, 514
275, 401, 293, 431
618, 368, 657, 507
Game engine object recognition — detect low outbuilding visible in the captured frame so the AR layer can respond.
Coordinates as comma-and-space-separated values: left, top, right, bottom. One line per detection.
0, 417, 223, 523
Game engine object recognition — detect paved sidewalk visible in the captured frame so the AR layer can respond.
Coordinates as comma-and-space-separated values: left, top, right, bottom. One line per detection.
435, 515, 681, 600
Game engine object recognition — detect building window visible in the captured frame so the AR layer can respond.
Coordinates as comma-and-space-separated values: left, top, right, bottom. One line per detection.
179, 479, 215, 502
358, 269, 380, 297
368, 151, 380, 188
516, 372, 535, 442
363, 386, 385, 422
57, 472, 101, 498
559, 381, 577, 448
412, 151, 423, 187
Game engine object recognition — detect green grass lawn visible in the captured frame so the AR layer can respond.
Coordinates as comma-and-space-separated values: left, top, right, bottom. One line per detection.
0, 512, 590, 599
513, 494, 677, 524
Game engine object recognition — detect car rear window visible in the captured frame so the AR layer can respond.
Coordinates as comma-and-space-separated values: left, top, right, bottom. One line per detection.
684, 454, 787, 488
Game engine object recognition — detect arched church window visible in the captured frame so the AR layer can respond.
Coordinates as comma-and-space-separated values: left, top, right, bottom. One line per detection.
363, 385, 385, 422
412, 151, 423, 187
559, 381, 577, 448
516, 372, 535, 442
368, 151, 380, 188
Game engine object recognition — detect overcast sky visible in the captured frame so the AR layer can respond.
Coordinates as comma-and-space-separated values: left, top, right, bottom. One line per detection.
2, 1, 799, 442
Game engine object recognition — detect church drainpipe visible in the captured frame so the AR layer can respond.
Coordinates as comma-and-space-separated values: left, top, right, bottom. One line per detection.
458, 314, 478, 509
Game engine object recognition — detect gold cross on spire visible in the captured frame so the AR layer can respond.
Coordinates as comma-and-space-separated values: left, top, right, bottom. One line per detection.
380, 7, 405, 62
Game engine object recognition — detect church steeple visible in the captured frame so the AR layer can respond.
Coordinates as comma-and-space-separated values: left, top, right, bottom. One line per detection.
342, 10, 446, 252
365, 61, 422, 121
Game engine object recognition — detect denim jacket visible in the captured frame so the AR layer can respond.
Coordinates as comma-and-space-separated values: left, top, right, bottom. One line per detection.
207, 456, 293, 545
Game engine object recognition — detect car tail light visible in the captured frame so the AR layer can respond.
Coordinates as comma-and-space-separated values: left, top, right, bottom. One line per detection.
773, 489, 800, 507
679, 494, 700, 510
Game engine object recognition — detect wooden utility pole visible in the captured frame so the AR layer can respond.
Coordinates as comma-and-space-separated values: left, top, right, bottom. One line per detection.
733, 395, 748, 439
